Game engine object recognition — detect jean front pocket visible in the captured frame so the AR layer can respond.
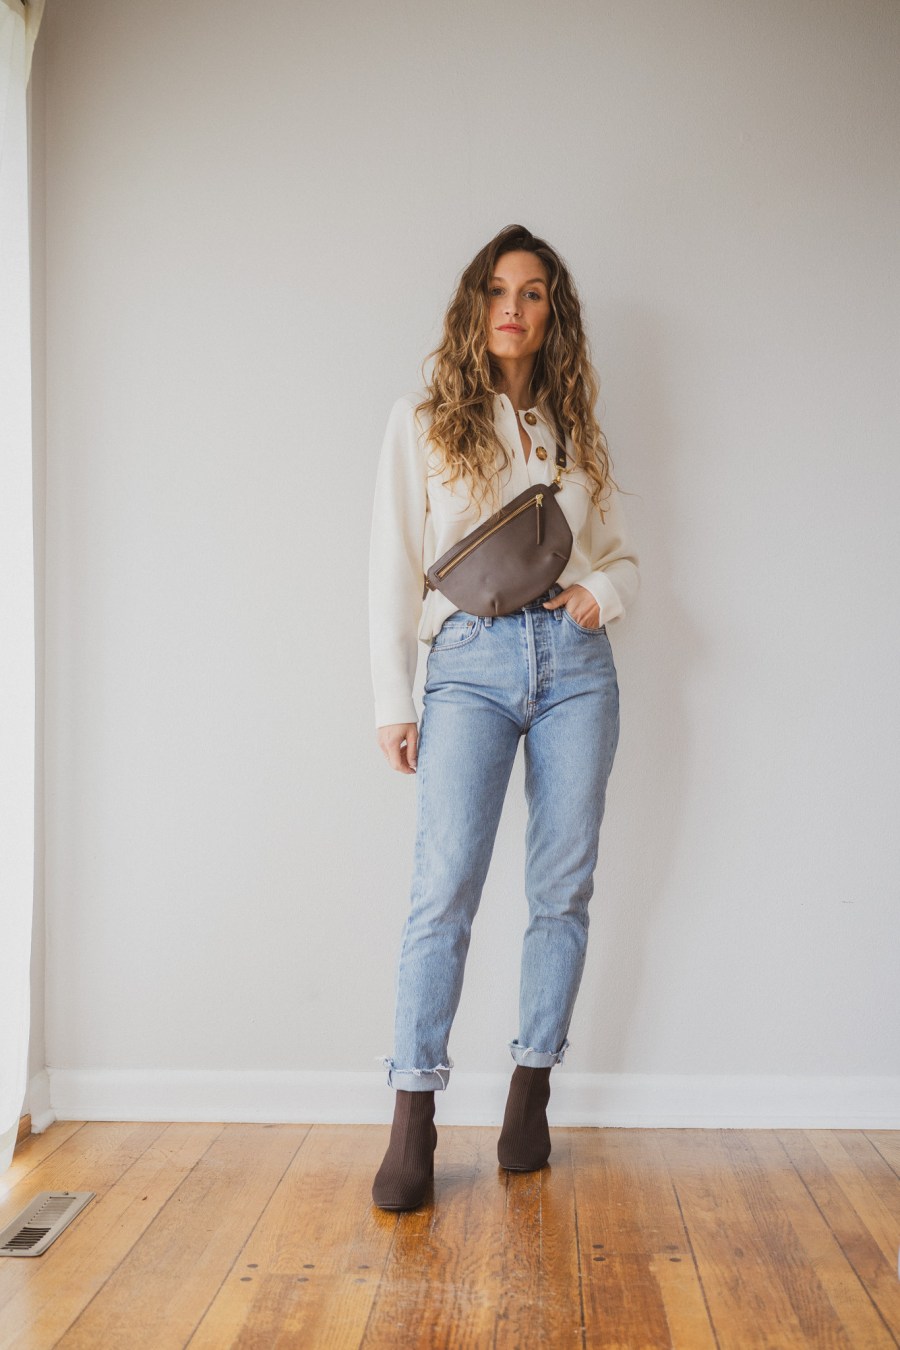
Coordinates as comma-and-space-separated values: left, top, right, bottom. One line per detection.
561, 606, 607, 636
430, 614, 483, 651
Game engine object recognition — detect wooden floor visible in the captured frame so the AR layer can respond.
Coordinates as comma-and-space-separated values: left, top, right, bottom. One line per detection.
1, 1121, 899, 1348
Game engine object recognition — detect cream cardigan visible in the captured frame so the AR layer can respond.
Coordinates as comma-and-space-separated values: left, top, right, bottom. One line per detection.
368, 390, 640, 728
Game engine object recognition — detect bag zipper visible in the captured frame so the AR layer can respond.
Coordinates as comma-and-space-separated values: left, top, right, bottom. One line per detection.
436, 493, 544, 580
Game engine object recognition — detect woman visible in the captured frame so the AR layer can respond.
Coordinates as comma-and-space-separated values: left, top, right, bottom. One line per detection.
367, 224, 640, 1211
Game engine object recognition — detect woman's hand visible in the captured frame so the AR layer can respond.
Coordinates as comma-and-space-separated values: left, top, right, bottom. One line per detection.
543, 584, 602, 629
377, 722, 419, 774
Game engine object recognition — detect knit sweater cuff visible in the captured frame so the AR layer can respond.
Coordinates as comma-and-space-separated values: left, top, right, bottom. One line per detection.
568, 567, 626, 625
375, 692, 419, 730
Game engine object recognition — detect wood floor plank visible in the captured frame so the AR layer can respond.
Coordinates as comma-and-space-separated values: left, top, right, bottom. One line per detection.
866, 1131, 900, 1180
779, 1129, 900, 1339
359, 1124, 509, 1348
812, 1132, 900, 1251
2, 1121, 87, 1190
723, 1130, 889, 1348
493, 1128, 584, 1348
647, 1247, 720, 1350
661, 1128, 815, 1349
0, 1122, 225, 1349
188, 1124, 398, 1349
572, 1127, 716, 1350
52, 1123, 306, 1349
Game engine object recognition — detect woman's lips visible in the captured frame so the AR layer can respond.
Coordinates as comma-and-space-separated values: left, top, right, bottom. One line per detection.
498, 325, 525, 332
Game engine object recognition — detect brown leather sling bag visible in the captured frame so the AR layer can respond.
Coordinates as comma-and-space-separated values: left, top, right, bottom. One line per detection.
422, 427, 574, 617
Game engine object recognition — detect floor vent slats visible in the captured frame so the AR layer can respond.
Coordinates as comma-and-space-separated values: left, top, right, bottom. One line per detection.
0, 1191, 95, 1257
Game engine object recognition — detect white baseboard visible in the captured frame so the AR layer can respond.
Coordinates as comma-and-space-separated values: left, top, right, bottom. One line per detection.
40, 1068, 900, 1129
25, 1068, 55, 1135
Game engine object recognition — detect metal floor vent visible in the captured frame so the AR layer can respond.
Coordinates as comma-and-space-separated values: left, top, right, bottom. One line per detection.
0, 1192, 95, 1257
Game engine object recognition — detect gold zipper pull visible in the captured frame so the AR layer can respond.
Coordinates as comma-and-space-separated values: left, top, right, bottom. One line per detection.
536, 493, 543, 544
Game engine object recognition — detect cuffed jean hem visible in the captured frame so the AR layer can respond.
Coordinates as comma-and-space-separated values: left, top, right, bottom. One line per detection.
508, 1036, 570, 1068
375, 1055, 453, 1090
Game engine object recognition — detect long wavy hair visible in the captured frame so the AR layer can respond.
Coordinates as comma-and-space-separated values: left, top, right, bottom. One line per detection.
413, 223, 621, 520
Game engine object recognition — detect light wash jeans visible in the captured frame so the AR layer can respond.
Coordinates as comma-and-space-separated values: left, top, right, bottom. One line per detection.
378, 582, 620, 1091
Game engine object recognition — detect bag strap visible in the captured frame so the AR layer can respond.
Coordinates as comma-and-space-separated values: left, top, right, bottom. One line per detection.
553, 429, 567, 483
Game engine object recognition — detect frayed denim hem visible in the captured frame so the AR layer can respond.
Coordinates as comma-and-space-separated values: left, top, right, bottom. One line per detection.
375, 1054, 454, 1090
508, 1036, 570, 1068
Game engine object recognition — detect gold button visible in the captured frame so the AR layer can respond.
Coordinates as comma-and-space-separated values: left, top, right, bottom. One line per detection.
523, 411, 538, 425
535, 445, 547, 460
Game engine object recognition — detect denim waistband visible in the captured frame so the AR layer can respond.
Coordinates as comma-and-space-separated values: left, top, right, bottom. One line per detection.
515, 582, 565, 611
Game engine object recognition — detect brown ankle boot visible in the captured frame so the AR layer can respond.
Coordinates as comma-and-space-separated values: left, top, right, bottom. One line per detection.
372, 1088, 438, 1210
497, 1065, 553, 1171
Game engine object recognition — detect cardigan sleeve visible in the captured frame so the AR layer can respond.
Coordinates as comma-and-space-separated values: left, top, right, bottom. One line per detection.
568, 484, 641, 625
368, 396, 428, 728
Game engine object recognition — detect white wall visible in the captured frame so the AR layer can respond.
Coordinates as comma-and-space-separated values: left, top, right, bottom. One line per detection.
36, 0, 900, 1125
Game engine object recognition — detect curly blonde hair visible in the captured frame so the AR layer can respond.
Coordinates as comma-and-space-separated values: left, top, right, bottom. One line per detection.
413, 223, 621, 520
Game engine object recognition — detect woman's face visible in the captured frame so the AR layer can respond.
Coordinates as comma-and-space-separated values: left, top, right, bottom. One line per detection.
485, 250, 551, 364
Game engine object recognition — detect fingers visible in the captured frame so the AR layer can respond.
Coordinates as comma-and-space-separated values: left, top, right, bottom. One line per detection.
543, 585, 601, 627
376, 722, 418, 774
542, 586, 569, 608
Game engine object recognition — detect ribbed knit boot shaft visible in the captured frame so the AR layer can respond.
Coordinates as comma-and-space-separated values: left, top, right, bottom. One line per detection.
372, 1088, 438, 1210
497, 1065, 553, 1171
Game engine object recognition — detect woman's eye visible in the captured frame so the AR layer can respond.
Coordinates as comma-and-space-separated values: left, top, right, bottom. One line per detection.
489, 288, 543, 300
